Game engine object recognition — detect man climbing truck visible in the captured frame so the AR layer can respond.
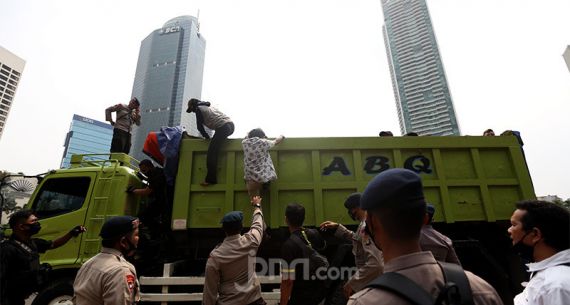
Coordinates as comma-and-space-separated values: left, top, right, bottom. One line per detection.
1, 135, 534, 305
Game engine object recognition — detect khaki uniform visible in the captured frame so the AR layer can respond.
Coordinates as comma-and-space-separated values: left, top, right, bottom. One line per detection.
419, 225, 461, 265
73, 248, 140, 305
347, 251, 503, 305
203, 208, 265, 305
335, 222, 384, 292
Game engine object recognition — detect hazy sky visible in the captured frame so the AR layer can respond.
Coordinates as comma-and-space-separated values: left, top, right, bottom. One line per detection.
0, 0, 569, 199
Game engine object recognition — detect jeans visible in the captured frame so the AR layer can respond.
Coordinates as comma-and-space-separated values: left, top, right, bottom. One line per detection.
205, 122, 234, 184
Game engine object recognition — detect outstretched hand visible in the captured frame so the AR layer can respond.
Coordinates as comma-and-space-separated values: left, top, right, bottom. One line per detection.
319, 221, 339, 231
251, 196, 262, 206
69, 225, 86, 237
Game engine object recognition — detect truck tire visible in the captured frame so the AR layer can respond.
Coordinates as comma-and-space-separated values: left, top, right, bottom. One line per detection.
32, 278, 74, 305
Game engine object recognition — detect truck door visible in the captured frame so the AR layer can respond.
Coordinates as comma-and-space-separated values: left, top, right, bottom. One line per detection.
30, 173, 95, 266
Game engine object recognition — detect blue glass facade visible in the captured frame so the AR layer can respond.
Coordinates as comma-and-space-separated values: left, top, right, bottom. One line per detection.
130, 16, 206, 162
60, 114, 113, 168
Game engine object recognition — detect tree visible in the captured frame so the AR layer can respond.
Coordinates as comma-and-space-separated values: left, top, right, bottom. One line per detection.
553, 198, 570, 210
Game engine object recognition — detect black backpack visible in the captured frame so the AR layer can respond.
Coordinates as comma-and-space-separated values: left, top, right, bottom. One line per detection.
290, 230, 330, 277
366, 261, 474, 305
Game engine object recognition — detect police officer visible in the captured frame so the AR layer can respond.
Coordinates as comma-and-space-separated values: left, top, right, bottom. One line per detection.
348, 169, 503, 305
203, 196, 266, 305
320, 193, 384, 298
73, 216, 140, 305
419, 203, 461, 265
0, 209, 85, 305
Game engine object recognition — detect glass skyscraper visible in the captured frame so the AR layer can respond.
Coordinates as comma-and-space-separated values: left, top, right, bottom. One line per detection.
0, 46, 26, 141
382, 0, 460, 136
60, 114, 113, 168
130, 16, 206, 162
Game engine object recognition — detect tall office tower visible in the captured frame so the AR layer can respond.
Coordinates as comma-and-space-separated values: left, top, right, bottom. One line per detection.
0, 46, 26, 140
562, 45, 570, 71
61, 114, 113, 168
130, 16, 206, 162
382, 0, 460, 136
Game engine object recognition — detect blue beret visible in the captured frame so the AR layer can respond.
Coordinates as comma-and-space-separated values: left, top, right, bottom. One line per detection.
426, 203, 435, 217
100, 216, 139, 239
344, 193, 362, 210
361, 168, 425, 210
220, 211, 244, 224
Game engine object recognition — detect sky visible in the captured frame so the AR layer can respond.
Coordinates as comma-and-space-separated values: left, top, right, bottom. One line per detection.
0, 0, 569, 199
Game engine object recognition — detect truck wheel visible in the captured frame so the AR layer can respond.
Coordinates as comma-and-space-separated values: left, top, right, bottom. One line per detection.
32, 278, 74, 305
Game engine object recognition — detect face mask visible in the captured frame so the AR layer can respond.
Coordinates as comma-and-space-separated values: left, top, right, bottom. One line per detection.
121, 236, 137, 258
348, 210, 357, 221
513, 232, 534, 263
26, 223, 42, 235
364, 219, 382, 251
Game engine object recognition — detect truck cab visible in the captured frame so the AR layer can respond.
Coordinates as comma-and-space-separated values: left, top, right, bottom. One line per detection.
6, 135, 535, 305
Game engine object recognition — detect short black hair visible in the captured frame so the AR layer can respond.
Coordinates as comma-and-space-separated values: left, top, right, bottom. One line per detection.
404, 132, 419, 136
9, 209, 34, 229
516, 200, 570, 251
379, 131, 393, 137
222, 221, 243, 236
101, 230, 136, 248
369, 199, 426, 240
247, 128, 267, 139
285, 203, 305, 227
139, 159, 153, 168
344, 193, 361, 210
132, 97, 140, 106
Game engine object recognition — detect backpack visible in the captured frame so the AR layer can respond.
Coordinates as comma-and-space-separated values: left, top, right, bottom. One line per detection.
290, 230, 330, 277
366, 261, 474, 305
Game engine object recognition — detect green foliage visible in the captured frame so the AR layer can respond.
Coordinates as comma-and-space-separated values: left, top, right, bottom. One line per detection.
553, 198, 570, 210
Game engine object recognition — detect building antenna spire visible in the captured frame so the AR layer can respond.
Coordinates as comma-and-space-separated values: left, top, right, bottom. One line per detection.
197, 9, 201, 33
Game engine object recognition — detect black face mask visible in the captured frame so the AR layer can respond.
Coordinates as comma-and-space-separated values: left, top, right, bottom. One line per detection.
348, 210, 358, 221
364, 219, 382, 251
121, 236, 137, 258
513, 232, 535, 263
26, 223, 42, 235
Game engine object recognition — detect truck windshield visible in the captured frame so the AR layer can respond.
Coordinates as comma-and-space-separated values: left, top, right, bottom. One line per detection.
32, 177, 91, 218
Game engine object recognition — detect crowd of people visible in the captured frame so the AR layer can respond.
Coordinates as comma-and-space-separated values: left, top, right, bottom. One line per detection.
1, 97, 568, 305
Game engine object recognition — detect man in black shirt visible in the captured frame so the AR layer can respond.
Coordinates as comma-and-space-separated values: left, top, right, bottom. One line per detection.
0, 210, 85, 305
128, 159, 168, 235
280, 203, 327, 305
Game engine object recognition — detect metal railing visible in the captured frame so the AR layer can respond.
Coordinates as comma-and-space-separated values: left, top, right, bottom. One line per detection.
140, 261, 281, 304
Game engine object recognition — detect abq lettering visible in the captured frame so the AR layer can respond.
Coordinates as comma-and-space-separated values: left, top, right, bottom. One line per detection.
322, 155, 432, 176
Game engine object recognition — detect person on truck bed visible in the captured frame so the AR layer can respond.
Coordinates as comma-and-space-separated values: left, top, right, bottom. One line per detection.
73, 216, 140, 305
203, 196, 266, 305
105, 97, 141, 154
242, 128, 284, 198
186, 98, 234, 186
508, 200, 570, 305
0, 209, 85, 305
348, 168, 503, 305
320, 192, 384, 299
419, 203, 461, 265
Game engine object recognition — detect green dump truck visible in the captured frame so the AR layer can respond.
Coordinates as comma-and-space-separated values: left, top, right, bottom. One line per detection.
5, 135, 534, 304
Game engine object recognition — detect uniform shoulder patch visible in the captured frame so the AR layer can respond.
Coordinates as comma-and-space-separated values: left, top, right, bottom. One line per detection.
126, 274, 136, 291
